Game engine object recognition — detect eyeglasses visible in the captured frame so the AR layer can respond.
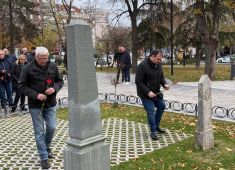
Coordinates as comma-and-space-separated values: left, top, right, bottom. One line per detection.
20, 59, 26, 60
38, 58, 48, 61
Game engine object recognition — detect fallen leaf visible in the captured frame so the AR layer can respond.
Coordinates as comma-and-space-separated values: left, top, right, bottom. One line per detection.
186, 150, 193, 153
219, 168, 225, 170
225, 147, 232, 152
189, 122, 196, 126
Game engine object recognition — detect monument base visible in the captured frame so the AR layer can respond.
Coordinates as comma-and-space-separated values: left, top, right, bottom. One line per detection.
195, 128, 214, 150
64, 140, 110, 170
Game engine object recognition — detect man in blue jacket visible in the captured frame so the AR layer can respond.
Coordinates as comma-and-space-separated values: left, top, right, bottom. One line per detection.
135, 50, 170, 140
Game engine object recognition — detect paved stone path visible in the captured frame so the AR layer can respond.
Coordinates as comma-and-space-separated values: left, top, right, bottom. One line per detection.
58, 72, 235, 109
0, 115, 190, 169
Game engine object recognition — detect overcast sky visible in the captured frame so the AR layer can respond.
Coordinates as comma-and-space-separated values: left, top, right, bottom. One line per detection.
57, 0, 131, 26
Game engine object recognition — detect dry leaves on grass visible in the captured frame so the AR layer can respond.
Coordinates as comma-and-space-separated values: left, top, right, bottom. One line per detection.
225, 147, 232, 152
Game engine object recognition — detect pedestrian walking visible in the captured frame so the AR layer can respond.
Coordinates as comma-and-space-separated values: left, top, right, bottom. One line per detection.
135, 50, 170, 140
113, 50, 123, 83
119, 46, 131, 84
19, 47, 64, 169
11, 54, 28, 112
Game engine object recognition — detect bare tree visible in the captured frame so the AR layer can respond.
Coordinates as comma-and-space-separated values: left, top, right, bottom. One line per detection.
110, 0, 165, 73
96, 26, 131, 67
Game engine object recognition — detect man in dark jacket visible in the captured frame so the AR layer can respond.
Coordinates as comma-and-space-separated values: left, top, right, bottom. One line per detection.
0, 50, 13, 108
19, 47, 63, 169
119, 46, 131, 84
3, 48, 17, 64
113, 50, 123, 83
135, 50, 169, 140
26, 47, 36, 62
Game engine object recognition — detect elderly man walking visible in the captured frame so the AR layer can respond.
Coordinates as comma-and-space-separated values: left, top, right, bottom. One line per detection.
19, 47, 64, 169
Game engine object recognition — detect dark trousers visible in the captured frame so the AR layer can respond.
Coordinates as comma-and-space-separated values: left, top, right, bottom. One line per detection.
123, 68, 130, 82
116, 66, 124, 82
141, 98, 166, 133
12, 89, 26, 110
0, 80, 13, 107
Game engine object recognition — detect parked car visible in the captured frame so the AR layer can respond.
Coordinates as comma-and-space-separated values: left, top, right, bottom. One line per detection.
96, 56, 113, 66
216, 55, 231, 63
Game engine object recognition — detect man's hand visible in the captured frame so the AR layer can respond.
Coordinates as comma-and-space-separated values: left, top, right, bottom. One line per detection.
37, 94, 47, 101
163, 84, 170, 90
45, 87, 55, 95
1, 70, 6, 73
148, 91, 156, 98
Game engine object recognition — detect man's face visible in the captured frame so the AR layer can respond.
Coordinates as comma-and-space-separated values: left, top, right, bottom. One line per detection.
151, 53, 162, 64
36, 54, 49, 66
119, 47, 124, 53
3, 49, 9, 55
0, 51, 5, 59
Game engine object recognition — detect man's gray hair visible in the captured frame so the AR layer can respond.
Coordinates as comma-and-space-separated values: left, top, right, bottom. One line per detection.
35, 47, 49, 56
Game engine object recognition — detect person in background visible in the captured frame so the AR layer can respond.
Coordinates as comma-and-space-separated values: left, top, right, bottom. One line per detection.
11, 54, 28, 113
135, 50, 170, 140
21, 47, 30, 55
0, 50, 13, 108
26, 47, 36, 62
113, 50, 123, 83
119, 46, 131, 84
19, 47, 63, 169
3, 48, 17, 64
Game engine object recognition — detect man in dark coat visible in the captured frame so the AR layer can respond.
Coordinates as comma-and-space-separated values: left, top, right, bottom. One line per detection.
113, 50, 123, 83
135, 50, 170, 140
119, 46, 131, 84
0, 50, 13, 108
3, 48, 17, 64
19, 47, 63, 169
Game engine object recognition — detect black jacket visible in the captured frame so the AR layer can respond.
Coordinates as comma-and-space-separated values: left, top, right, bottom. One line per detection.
19, 59, 64, 109
11, 63, 27, 91
135, 58, 167, 99
0, 58, 12, 82
120, 51, 131, 69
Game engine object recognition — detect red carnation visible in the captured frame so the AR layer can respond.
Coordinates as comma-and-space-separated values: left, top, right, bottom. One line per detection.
46, 79, 52, 85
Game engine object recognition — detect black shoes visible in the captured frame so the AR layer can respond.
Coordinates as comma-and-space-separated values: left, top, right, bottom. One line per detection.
47, 148, 53, 159
41, 159, 50, 169
156, 127, 166, 134
21, 107, 27, 111
150, 132, 159, 141
11, 108, 16, 113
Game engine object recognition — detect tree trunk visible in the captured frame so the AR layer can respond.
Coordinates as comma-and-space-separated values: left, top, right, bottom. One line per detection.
195, 43, 201, 69
204, 42, 216, 79
8, 0, 14, 53
196, 0, 220, 80
131, 16, 138, 73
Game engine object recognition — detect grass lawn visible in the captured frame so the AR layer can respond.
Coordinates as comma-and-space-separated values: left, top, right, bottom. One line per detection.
57, 103, 235, 170
96, 64, 230, 82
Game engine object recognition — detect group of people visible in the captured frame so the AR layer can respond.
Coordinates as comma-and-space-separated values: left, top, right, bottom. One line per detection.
1, 44, 170, 168
1, 46, 63, 169
0, 47, 36, 112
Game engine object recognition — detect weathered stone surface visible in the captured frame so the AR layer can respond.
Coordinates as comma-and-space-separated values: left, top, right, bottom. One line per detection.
64, 20, 110, 170
195, 75, 214, 150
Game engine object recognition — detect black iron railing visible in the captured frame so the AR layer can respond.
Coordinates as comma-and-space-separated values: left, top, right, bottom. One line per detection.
1, 93, 234, 121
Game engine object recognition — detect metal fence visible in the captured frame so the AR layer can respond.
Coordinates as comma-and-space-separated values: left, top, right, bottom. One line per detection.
54, 93, 234, 121
1, 93, 234, 121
